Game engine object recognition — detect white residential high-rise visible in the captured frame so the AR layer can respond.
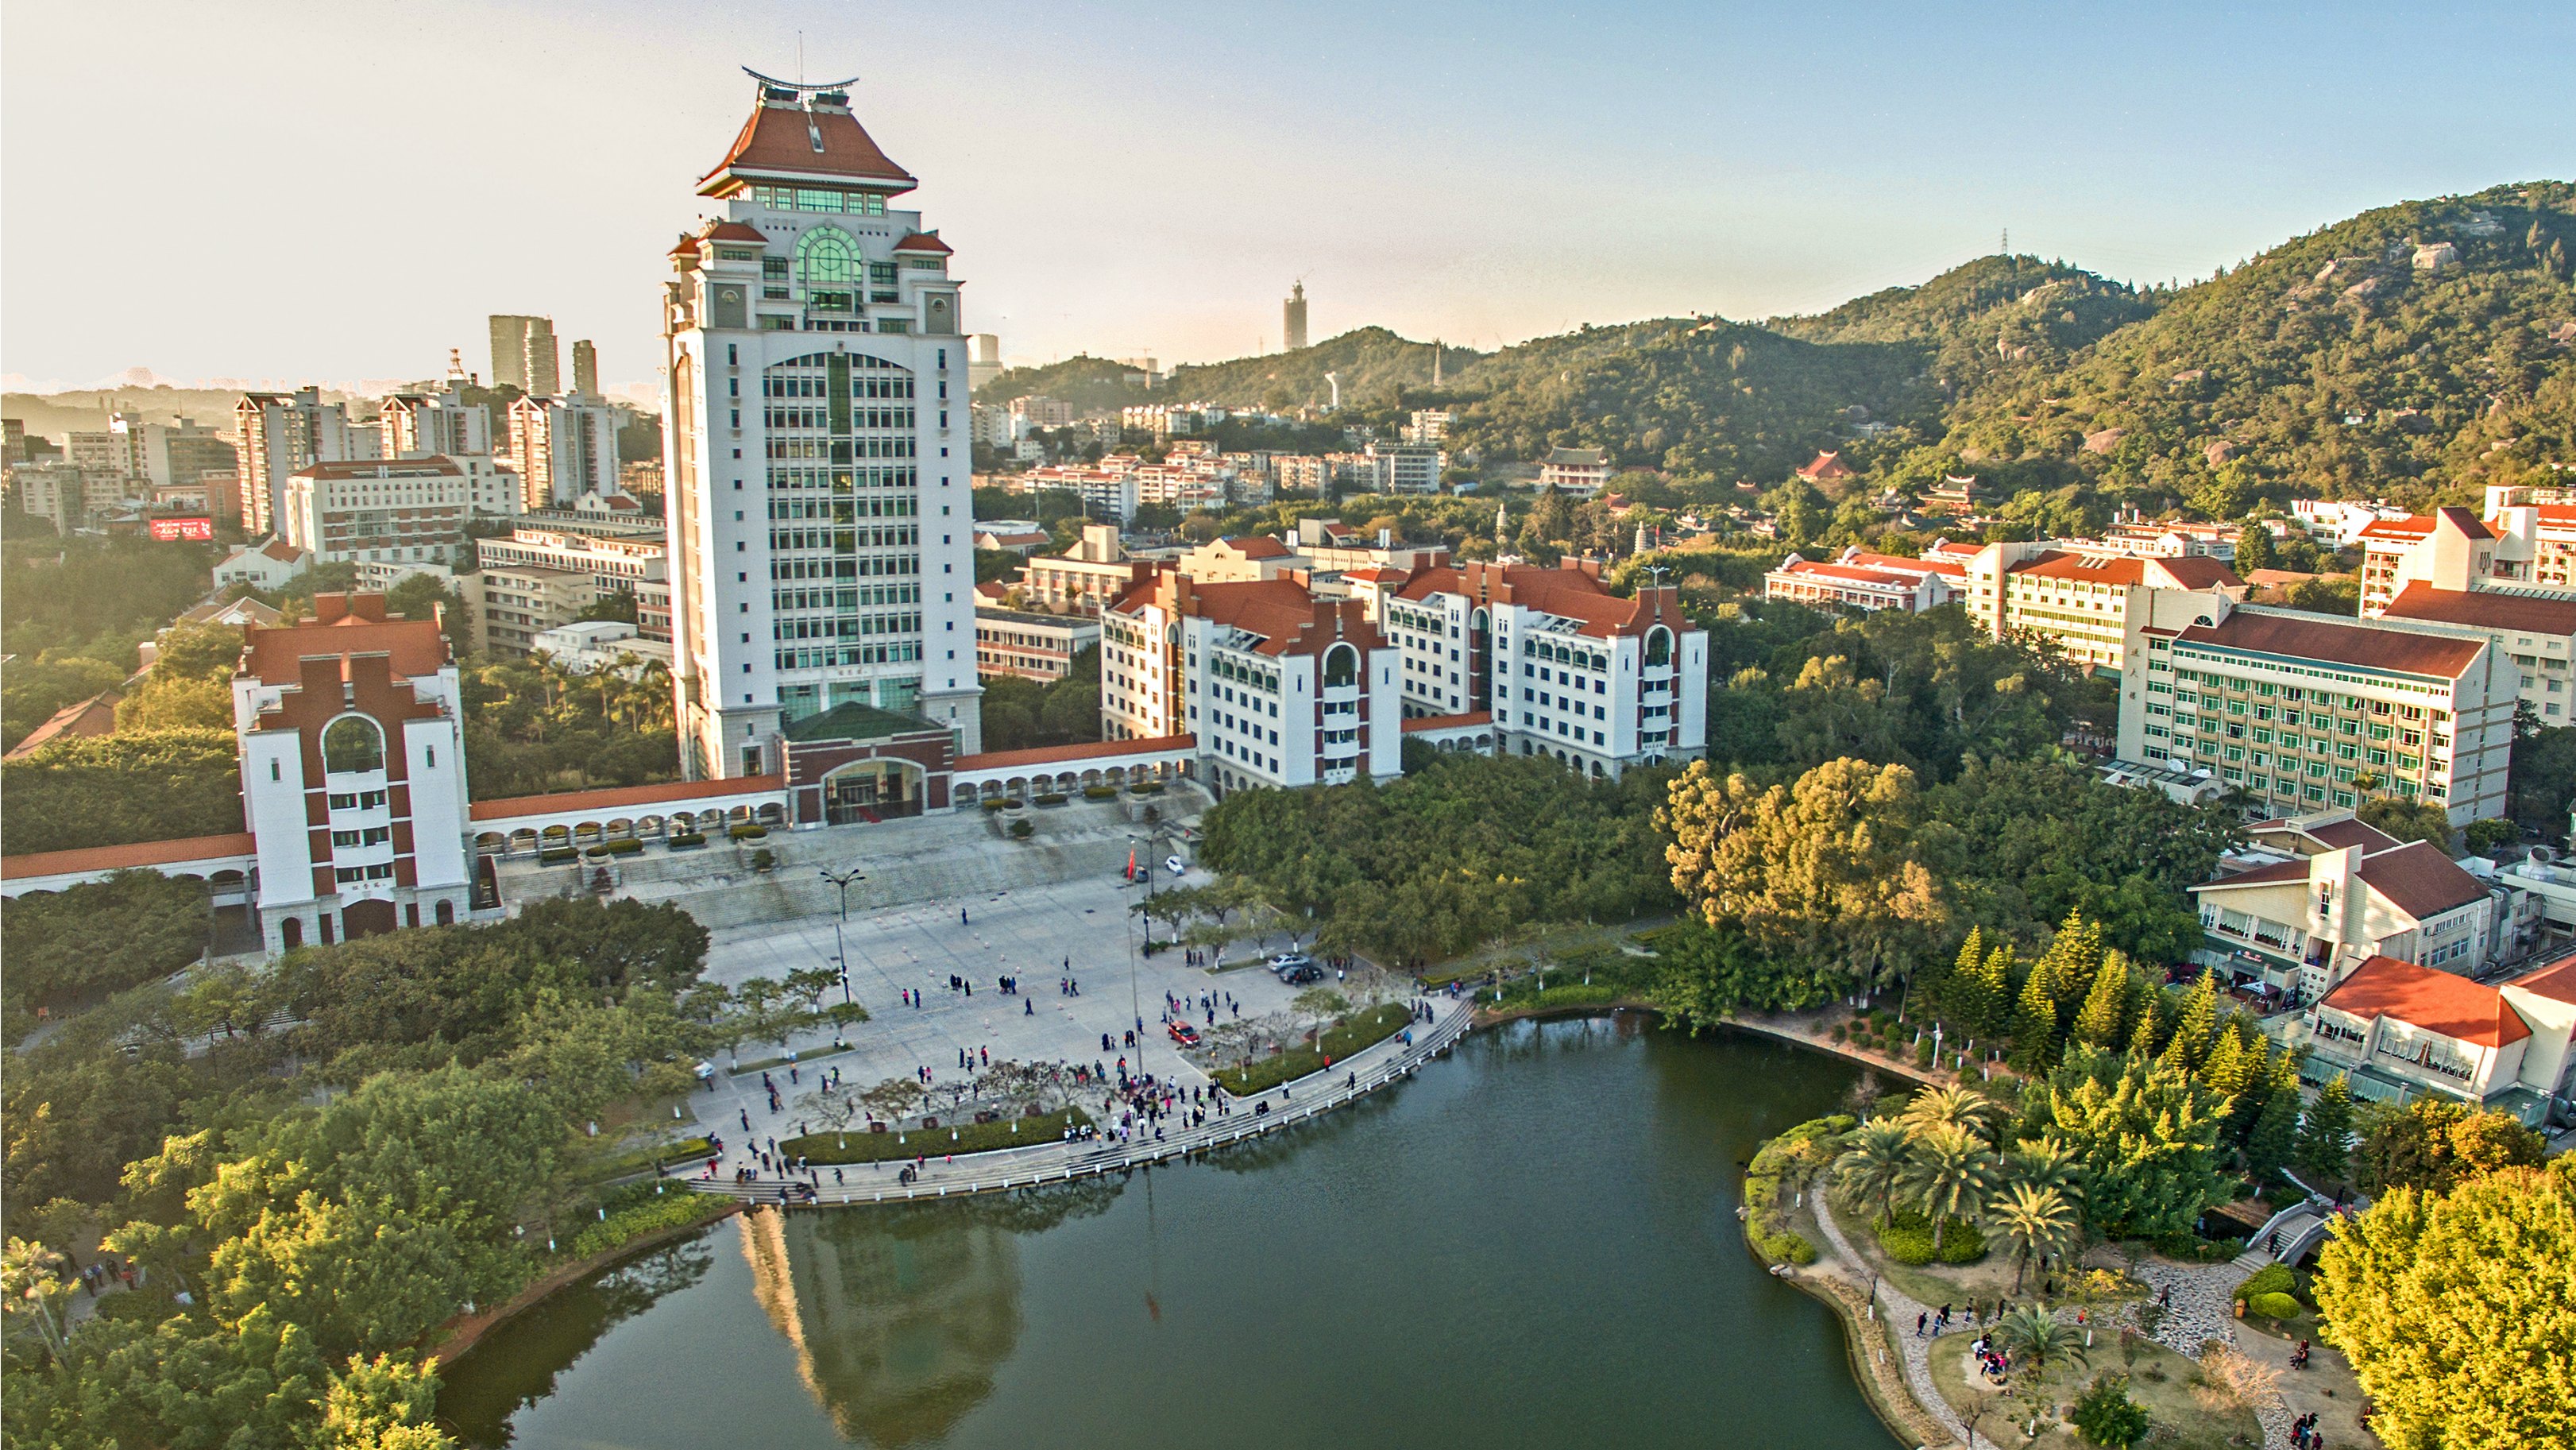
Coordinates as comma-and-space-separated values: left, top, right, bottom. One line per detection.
233, 388, 361, 537
380, 389, 492, 458
661, 72, 980, 779
507, 394, 620, 505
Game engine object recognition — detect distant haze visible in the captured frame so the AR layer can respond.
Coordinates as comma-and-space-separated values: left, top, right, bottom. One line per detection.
5, 1, 2569, 392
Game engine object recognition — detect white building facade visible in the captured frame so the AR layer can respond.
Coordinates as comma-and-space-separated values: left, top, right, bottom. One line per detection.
661, 76, 983, 779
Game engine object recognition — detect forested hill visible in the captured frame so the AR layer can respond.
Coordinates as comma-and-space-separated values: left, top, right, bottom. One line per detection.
976, 181, 2572, 506
1938, 181, 2576, 506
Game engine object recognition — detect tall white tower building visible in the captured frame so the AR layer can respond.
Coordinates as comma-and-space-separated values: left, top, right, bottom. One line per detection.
662, 72, 981, 780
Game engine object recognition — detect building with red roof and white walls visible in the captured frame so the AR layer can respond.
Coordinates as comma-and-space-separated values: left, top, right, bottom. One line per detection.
1957, 539, 2246, 674
2288, 951, 2576, 1124
661, 72, 982, 781
1763, 546, 1960, 614
1346, 558, 1707, 778
1099, 568, 1399, 795
232, 594, 473, 953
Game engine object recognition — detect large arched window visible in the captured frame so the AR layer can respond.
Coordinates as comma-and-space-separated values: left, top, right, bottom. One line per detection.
1322, 643, 1359, 689
1643, 626, 1673, 668
321, 715, 384, 774
798, 227, 861, 311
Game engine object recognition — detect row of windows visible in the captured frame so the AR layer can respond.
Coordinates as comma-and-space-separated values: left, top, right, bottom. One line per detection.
768, 525, 920, 551
772, 554, 919, 580
330, 827, 392, 849
334, 863, 398, 884
767, 465, 917, 492
763, 373, 914, 400
767, 435, 917, 460
775, 611, 920, 640
775, 640, 924, 670
747, 184, 890, 215
767, 497, 918, 520
774, 582, 921, 610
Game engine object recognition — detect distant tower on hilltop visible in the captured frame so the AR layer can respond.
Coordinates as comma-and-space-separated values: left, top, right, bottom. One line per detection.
1283, 282, 1308, 352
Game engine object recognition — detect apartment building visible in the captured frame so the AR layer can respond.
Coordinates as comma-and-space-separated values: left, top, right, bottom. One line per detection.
1765, 547, 1964, 613
1099, 569, 1401, 794
2375, 586, 2576, 723
1958, 542, 2244, 672
1346, 559, 1709, 776
1363, 443, 1446, 495
2119, 598, 2517, 825
281, 458, 483, 566
2190, 810, 2521, 1003
479, 563, 597, 657
234, 388, 367, 536
1022, 524, 1157, 616
508, 393, 621, 505
974, 605, 1099, 680
475, 518, 666, 599
2291, 953, 2576, 1124
380, 389, 492, 458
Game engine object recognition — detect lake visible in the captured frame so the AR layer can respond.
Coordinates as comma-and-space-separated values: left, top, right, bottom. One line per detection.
439, 1015, 1900, 1449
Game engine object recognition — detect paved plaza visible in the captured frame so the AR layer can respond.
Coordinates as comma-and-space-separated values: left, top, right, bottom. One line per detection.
679, 864, 1350, 1174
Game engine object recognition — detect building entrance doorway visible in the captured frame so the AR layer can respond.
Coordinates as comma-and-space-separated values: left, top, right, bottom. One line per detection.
824, 760, 923, 824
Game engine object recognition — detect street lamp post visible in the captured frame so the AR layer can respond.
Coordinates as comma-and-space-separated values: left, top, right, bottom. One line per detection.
818, 867, 866, 1004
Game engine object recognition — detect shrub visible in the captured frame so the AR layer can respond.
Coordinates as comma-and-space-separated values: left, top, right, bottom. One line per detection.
981, 798, 1011, 812
1877, 1208, 1988, 1266
1830, 1023, 1848, 1043
2070, 1374, 2152, 1449
1130, 781, 1164, 795
2248, 1291, 2302, 1323
667, 832, 706, 849
747, 848, 776, 871
1083, 785, 1118, 800
2233, 1264, 2295, 1305
1914, 1037, 1935, 1067
603, 837, 644, 855
538, 847, 577, 864
1751, 1226, 1817, 1266
1007, 819, 1034, 839
1034, 792, 1068, 806
727, 823, 767, 841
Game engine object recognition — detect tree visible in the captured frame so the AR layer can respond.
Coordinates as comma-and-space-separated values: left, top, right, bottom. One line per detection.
2069, 1373, 2152, 1448
2042, 1057, 2230, 1240
1989, 1182, 2081, 1293
0, 726, 245, 854
2157, 969, 2220, 1073
2243, 1050, 2304, 1184
2314, 1158, 2576, 1450
1833, 1119, 1914, 1228
2296, 1072, 2357, 1185
1996, 1305, 2089, 1380
1902, 1085, 2002, 1143
2462, 817, 2520, 856
1660, 757, 1948, 992
1901, 1123, 2003, 1254
317, 1352, 458, 1450
2356, 795, 2453, 849
2234, 523, 2278, 574
2004, 1137, 2082, 1201
2351, 1098, 2545, 1196
2070, 952, 2130, 1049
2008, 966, 2060, 1073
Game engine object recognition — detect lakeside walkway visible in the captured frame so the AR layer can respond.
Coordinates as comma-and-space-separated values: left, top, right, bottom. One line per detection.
686, 992, 1474, 1205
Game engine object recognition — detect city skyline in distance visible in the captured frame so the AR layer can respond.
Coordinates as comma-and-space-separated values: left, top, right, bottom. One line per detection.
4, 0, 2570, 393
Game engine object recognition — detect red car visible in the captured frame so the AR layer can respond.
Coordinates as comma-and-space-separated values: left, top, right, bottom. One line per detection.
1167, 1020, 1201, 1046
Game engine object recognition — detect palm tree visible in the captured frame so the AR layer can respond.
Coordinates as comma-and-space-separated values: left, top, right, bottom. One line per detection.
1903, 1084, 2002, 1143
1996, 1305, 2088, 1383
2004, 1136, 2082, 1201
1832, 1120, 1914, 1228
1988, 1182, 2081, 1294
1901, 1123, 2004, 1255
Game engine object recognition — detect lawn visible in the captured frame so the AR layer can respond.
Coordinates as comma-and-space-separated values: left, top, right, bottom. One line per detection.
1929, 1330, 2262, 1450
1213, 1002, 1412, 1096
778, 1107, 1094, 1165
581, 1135, 714, 1183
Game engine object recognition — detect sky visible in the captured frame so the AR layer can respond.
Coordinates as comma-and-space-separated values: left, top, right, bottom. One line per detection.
4, 0, 2570, 396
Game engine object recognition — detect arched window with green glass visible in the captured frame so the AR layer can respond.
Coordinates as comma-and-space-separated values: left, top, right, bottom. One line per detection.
798, 227, 861, 311
322, 715, 385, 774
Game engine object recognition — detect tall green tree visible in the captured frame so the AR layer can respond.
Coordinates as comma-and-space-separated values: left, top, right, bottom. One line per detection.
2295, 1072, 2358, 1185
1901, 1123, 2004, 1254
2009, 965, 2060, 1073
2042, 1057, 2230, 1240
1832, 1120, 1914, 1228
1989, 1182, 2082, 1293
2070, 952, 2130, 1049
2244, 1050, 2304, 1184
2314, 1158, 2576, 1450
2157, 970, 2220, 1073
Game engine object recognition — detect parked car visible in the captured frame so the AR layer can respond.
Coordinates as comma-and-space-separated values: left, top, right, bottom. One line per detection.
1276, 961, 1323, 986
1165, 854, 1187, 876
1269, 951, 1312, 972
1167, 1020, 1201, 1046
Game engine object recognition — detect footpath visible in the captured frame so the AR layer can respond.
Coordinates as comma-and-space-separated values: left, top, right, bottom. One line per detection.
686, 992, 1474, 1206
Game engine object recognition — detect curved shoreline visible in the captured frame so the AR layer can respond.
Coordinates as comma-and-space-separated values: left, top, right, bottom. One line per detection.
424, 1201, 741, 1368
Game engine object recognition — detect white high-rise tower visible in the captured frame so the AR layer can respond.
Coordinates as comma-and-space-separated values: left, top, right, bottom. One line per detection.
662, 70, 981, 780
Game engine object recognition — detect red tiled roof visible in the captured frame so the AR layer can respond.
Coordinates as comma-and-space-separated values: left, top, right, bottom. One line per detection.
1774, 560, 1921, 588
261, 539, 306, 563
2155, 556, 2247, 590
2358, 841, 2490, 918
1341, 566, 1408, 584
2434, 506, 2494, 541
1, 832, 258, 882
1798, 450, 1854, 481
1400, 562, 1668, 640
1191, 578, 1370, 657
1400, 710, 1493, 733
1849, 551, 1964, 578
469, 774, 786, 822
2507, 953, 2576, 1006
243, 613, 448, 685
2176, 609, 2487, 680
893, 232, 951, 254
699, 100, 914, 192
2319, 955, 2528, 1048
2358, 517, 2437, 543
2378, 582, 2576, 636
2200, 856, 2313, 890
706, 220, 767, 243
1219, 536, 1292, 559
2, 691, 122, 760
956, 734, 1195, 771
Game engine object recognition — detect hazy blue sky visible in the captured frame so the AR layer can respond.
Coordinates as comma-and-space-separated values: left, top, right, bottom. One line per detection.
4, 1, 2568, 392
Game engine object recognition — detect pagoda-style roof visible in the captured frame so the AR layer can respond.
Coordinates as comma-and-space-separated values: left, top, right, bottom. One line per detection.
698, 80, 916, 196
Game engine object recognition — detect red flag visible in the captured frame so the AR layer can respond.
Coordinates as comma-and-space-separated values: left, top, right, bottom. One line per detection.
1125, 846, 1137, 880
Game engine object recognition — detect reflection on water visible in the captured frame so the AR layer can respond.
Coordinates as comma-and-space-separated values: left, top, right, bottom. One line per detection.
446, 1022, 1899, 1450
740, 1177, 1125, 1446
437, 1235, 717, 1444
